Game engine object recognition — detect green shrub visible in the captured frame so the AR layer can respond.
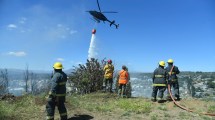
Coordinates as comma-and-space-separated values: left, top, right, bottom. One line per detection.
69, 58, 106, 94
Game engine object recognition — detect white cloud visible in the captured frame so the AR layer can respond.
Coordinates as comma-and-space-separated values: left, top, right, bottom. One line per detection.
46, 25, 77, 40
56, 58, 64, 61
7, 24, 17, 29
70, 61, 83, 65
57, 24, 62, 27
127, 62, 132, 65
76, 62, 83, 65
7, 51, 27, 57
61, 35, 66, 39
19, 17, 27, 24
70, 30, 77, 35
21, 30, 26, 33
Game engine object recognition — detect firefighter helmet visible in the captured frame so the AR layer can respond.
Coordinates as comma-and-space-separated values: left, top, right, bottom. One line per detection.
107, 59, 112, 64
53, 62, 63, 69
167, 59, 174, 63
159, 61, 165, 67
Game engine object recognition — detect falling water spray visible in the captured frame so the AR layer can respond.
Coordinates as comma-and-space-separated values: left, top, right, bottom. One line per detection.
88, 29, 97, 59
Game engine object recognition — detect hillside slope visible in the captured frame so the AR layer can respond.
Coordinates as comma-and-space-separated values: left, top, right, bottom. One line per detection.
0, 93, 215, 120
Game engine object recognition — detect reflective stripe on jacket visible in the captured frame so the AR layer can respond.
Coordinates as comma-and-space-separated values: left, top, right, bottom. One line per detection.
118, 70, 129, 84
152, 84, 166, 86
152, 66, 168, 85
104, 64, 114, 79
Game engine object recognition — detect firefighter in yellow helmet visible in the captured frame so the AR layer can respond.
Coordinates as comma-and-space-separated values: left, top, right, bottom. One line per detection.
46, 62, 67, 120
165, 59, 180, 101
151, 61, 169, 102
103, 59, 114, 93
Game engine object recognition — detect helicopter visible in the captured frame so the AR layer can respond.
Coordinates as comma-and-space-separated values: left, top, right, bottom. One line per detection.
86, 0, 119, 29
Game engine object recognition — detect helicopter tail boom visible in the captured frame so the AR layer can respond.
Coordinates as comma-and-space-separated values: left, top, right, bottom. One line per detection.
110, 20, 115, 26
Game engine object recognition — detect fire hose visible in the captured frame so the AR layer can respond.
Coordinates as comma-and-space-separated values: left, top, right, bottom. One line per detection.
168, 84, 215, 116
168, 66, 215, 116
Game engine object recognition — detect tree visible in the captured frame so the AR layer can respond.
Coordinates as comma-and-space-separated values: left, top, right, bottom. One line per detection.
0, 69, 9, 95
69, 58, 106, 94
191, 85, 196, 97
30, 72, 38, 95
186, 76, 193, 95
23, 64, 30, 93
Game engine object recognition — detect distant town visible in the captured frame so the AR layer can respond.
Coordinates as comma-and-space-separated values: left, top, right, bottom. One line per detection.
0, 69, 215, 100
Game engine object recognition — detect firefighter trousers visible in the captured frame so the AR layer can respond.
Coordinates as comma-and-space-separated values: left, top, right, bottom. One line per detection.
118, 84, 127, 97
103, 78, 113, 92
46, 96, 67, 120
151, 86, 166, 100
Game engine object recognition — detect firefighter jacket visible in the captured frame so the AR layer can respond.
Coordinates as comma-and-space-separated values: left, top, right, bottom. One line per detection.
118, 70, 129, 84
165, 65, 180, 81
49, 71, 67, 97
103, 64, 114, 79
152, 66, 168, 86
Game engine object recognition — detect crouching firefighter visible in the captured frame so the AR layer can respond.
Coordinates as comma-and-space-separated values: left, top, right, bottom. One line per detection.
46, 62, 67, 120
151, 61, 168, 102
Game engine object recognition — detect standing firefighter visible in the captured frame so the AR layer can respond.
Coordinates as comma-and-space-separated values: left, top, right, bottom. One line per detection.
46, 62, 67, 120
151, 61, 168, 102
103, 59, 114, 92
165, 59, 180, 101
117, 65, 129, 98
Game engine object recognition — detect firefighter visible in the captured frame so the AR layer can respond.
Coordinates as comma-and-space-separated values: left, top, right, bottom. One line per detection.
103, 59, 114, 92
117, 65, 129, 98
165, 59, 181, 101
46, 62, 67, 120
151, 61, 168, 102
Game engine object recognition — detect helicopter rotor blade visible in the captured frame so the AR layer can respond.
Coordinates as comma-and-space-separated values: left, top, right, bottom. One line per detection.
102, 11, 118, 13
97, 0, 102, 12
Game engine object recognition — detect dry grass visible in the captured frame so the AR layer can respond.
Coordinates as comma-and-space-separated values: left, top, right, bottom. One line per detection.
0, 93, 215, 120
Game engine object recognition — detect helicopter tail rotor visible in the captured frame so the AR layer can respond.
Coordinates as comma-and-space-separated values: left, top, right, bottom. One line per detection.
110, 20, 115, 27
116, 24, 119, 29
110, 20, 119, 29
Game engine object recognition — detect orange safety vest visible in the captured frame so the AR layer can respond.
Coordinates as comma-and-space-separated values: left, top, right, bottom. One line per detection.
118, 70, 129, 84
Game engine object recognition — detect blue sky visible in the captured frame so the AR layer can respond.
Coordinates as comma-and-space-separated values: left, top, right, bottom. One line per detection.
0, 0, 215, 72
